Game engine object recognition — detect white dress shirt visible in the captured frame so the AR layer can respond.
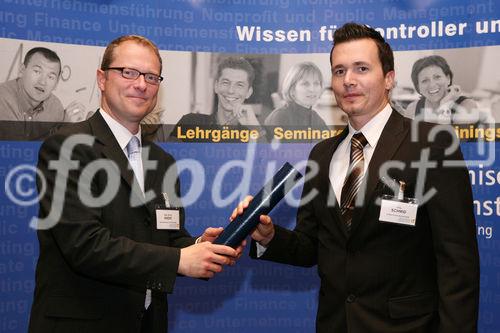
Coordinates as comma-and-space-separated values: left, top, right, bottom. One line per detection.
329, 103, 393, 203
256, 104, 393, 256
99, 109, 144, 194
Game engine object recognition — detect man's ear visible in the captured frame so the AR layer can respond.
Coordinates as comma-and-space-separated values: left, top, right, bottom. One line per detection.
384, 70, 395, 90
213, 79, 219, 94
18, 64, 26, 78
245, 86, 253, 99
96, 69, 106, 91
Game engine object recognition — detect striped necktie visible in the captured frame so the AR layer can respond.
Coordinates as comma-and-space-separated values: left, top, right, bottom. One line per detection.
340, 132, 368, 234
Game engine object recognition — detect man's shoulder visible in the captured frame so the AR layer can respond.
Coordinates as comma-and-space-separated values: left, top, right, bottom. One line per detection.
41, 118, 93, 148
0, 79, 17, 91
0, 78, 15, 89
307, 127, 346, 158
0, 80, 18, 117
55, 118, 92, 135
0, 80, 18, 103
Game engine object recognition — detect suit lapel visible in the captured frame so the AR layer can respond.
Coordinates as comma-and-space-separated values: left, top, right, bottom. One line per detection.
317, 127, 349, 237
142, 137, 164, 215
88, 111, 146, 205
349, 110, 408, 235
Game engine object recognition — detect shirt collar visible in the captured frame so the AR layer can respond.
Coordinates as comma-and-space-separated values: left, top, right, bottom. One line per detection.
346, 103, 392, 148
99, 109, 141, 151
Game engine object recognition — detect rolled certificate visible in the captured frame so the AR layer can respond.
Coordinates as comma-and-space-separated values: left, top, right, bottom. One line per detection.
214, 162, 302, 248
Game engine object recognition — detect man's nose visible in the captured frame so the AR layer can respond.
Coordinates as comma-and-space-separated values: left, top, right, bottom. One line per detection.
38, 75, 47, 85
343, 70, 355, 87
134, 74, 147, 91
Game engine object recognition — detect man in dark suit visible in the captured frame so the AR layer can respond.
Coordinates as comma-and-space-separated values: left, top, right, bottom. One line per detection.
234, 23, 479, 332
28, 35, 239, 333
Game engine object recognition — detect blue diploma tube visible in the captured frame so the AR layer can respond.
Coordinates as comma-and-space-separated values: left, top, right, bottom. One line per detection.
214, 162, 303, 248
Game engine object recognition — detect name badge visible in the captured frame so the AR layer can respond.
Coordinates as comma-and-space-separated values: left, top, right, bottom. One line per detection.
156, 208, 180, 230
379, 195, 418, 226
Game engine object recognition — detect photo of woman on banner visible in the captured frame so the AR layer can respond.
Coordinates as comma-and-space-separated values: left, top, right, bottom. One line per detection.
265, 61, 328, 129
405, 55, 490, 124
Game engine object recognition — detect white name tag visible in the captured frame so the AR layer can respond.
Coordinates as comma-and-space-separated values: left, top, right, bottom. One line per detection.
156, 209, 180, 230
379, 199, 418, 226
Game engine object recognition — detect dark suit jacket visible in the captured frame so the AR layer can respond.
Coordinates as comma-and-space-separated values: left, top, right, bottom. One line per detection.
251, 110, 479, 332
28, 111, 195, 333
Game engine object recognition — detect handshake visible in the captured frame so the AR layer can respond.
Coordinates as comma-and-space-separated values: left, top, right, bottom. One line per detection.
177, 163, 301, 279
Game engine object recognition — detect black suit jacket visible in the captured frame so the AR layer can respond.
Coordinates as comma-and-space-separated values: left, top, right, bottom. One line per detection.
29, 111, 195, 333
251, 110, 479, 332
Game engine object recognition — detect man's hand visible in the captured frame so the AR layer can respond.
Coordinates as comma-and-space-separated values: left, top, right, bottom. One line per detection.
233, 104, 260, 127
64, 101, 87, 122
198, 227, 246, 264
231, 195, 275, 247
199, 227, 224, 243
178, 242, 237, 279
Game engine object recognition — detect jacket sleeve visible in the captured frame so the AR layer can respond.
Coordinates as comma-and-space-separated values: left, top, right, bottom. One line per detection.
425, 129, 480, 332
36, 133, 186, 293
251, 146, 320, 267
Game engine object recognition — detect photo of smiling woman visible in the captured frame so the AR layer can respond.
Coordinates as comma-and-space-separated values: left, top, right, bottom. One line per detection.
405, 55, 482, 124
264, 61, 328, 129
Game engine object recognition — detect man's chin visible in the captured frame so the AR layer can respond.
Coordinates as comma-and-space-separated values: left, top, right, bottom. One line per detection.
123, 107, 151, 119
338, 103, 361, 115
28, 94, 47, 103
219, 103, 238, 113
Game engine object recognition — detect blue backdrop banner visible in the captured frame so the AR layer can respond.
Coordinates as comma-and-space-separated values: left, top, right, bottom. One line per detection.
1, 0, 499, 332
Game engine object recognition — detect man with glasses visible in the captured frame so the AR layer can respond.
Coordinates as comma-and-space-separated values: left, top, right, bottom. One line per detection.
28, 35, 240, 333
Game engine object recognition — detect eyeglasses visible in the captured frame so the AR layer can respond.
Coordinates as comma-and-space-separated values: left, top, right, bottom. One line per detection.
106, 67, 163, 85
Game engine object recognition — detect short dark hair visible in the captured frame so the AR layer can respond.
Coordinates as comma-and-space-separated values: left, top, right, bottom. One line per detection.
215, 57, 255, 87
330, 22, 394, 76
24, 47, 61, 73
411, 55, 453, 94
100, 35, 162, 73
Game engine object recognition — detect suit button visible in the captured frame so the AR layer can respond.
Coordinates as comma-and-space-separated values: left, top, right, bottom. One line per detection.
346, 294, 356, 303
137, 311, 144, 320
